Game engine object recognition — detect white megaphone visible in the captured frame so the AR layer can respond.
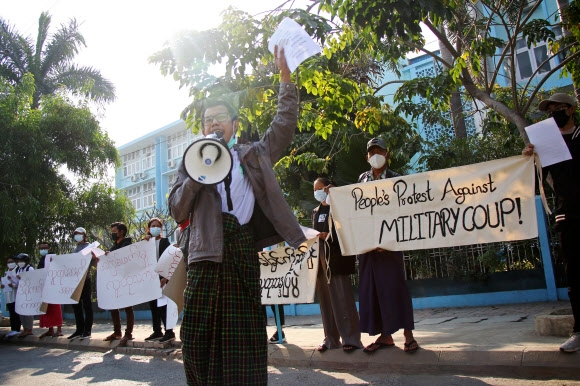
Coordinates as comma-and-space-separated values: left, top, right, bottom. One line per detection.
182, 132, 233, 185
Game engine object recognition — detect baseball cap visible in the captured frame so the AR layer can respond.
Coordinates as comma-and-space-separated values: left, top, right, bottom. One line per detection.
367, 137, 387, 151
538, 93, 577, 111
74, 227, 86, 235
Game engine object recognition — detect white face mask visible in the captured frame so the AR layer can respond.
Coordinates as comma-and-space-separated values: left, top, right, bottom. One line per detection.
18, 262, 26, 268
7, 262, 16, 270
40, 249, 48, 256
314, 189, 328, 203
149, 227, 162, 237
369, 154, 386, 169
74, 234, 84, 242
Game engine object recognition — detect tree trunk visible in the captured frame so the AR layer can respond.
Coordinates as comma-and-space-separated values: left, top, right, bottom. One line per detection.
438, 28, 467, 138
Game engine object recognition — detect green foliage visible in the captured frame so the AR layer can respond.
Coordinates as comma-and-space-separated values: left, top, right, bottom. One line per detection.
0, 76, 131, 262
0, 12, 115, 108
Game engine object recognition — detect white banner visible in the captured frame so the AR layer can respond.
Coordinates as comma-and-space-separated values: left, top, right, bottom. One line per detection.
259, 238, 319, 305
15, 269, 47, 316
41, 253, 91, 304
97, 240, 162, 309
327, 155, 538, 255
155, 245, 183, 279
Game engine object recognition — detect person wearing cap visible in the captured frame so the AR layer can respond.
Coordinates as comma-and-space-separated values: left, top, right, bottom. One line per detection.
523, 93, 580, 352
67, 227, 94, 340
37, 242, 64, 339
15, 253, 35, 338
357, 138, 419, 354
1, 255, 22, 337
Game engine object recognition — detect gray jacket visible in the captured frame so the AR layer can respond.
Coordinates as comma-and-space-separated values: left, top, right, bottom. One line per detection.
169, 82, 306, 264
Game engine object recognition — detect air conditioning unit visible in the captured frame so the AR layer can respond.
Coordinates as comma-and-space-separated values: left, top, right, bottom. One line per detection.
130, 175, 137, 182
139, 172, 147, 179
168, 159, 176, 168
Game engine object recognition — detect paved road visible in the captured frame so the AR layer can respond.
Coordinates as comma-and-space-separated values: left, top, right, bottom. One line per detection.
1, 346, 579, 385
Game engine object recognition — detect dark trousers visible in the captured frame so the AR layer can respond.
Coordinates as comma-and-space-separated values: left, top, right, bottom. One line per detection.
72, 278, 93, 334
148, 300, 173, 334
110, 307, 134, 335
7, 302, 21, 331
559, 219, 580, 332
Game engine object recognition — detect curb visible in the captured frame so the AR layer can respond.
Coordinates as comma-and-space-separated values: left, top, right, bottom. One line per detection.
2, 332, 579, 380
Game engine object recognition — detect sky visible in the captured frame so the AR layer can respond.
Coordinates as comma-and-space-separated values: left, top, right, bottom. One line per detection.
2, 0, 296, 147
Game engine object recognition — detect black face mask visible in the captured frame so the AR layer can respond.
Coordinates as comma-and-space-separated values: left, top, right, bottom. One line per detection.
551, 109, 571, 128
111, 232, 118, 241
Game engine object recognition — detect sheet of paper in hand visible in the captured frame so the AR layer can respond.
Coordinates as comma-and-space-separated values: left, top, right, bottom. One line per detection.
15, 269, 47, 316
41, 253, 92, 304
268, 17, 322, 72
259, 238, 319, 305
327, 155, 537, 255
155, 245, 183, 279
97, 240, 162, 309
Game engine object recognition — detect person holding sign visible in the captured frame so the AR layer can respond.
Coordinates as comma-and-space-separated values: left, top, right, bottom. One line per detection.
1, 256, 21, 337
523, 93, 580, 353
169, 46, 305, 385
357, 138, 419, 354
68, 227, 94, 340
312, 177, 362, 353
142, 217, 175, 343
37, 242, 63, 338
15, 253, 35, 338
101, 222, 135, 346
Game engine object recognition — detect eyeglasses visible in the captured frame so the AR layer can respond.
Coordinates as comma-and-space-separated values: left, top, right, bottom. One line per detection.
203, 113, 230, 127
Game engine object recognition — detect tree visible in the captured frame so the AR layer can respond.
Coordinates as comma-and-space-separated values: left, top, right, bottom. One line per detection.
0, 11, 115, 108
149, 6, 422, 217
0, 75, 131, 261
319, 0, 580, 141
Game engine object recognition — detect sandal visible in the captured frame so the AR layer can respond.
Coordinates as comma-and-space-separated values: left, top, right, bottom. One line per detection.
38, 331, 54, 339
53, 333, 63, 337
343, 345, 359, 353
118, 335, 133, 347
317, 344, 328, 352
363, 341, 395, 354
103, 333, 122, 342
404, 340, 419, 353
18, 331, 34, 338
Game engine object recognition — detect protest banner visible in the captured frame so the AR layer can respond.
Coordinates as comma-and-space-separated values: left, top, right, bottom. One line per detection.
259, 238, 319, 305
327, 155, 538, 255
15, 269, 47, 316
155, 245, 183, 279
97, 240, 162, 309
41, 253, 91, 304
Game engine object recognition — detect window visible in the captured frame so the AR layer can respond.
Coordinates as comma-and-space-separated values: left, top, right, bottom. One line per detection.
122, 150, 141, 177
515, 37, 551, 81
127, 186, 141, 210
143, 182, 156, 208
142, 145, 155, 170
167, 132, 188, 160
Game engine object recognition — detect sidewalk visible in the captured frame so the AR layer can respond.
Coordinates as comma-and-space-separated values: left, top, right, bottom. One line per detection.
1, 301, 579, 379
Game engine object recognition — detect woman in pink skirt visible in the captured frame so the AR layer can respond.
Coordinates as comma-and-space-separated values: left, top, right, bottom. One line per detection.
38, 243, 63, 338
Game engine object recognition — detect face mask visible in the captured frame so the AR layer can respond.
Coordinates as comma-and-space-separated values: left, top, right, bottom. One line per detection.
314, 189, 328, 203
74, 234, 84, 242
227, 134, 237, 149
7, 263, 16, 269
40, 249, 48, 256
551, 109, 571, 128
149, 227, 162, 237
18, 262, 26, 268
369, 154, 386, 169
111, 232, 118, 241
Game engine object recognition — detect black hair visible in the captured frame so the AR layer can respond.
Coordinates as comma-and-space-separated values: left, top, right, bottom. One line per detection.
314, 176, 337, 186
147, 217, 163, 236
110, 222, 128, 237
201, 99, 238, 124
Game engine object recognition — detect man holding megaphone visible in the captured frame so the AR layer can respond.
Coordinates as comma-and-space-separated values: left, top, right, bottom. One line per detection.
169, 45, 305, 386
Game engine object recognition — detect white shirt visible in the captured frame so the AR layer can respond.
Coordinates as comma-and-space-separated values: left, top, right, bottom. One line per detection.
216, 148, 255, 225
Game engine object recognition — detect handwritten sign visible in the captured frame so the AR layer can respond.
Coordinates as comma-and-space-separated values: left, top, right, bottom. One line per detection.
155, 245, 183, 279
268, 18, 322, 72
15, 269, 47, 315
41, 253, 91, 304
327, 155, 538, 255
97, 240, 162, 309
259, 238, 319, 305
525, 118, 572, 167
